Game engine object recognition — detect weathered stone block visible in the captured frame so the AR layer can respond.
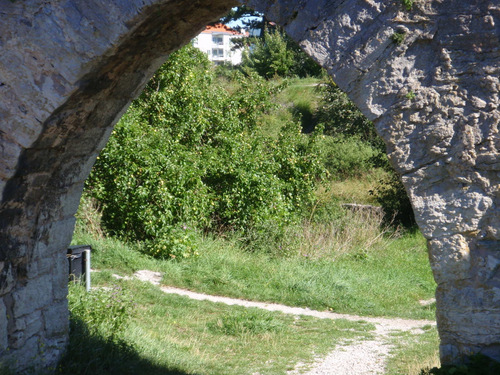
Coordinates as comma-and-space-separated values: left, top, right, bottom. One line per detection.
0, 300, 7, 350
0, 262, 15, 295
43, 218, 76, 251
12, 275, 52, 318
429, 235, 471, 284
10, 335, 40, 372
18, 311, 43, 343
43, 301, 69, 338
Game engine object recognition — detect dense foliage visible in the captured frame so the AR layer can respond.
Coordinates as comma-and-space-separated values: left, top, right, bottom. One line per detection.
86, 45, 324, 258
241, 27, 322, 79
316, 79, 382, 149
242, 28, 294, 79
370, 170, 416, 227
315, 79, 416, 227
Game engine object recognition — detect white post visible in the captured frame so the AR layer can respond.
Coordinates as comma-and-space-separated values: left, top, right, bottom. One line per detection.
84, 249, 91, 292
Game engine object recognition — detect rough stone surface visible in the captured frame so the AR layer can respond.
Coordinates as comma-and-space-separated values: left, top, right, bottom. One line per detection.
0, 0, 238, 372
0, 300, 7, 351
0, 0, 499, 371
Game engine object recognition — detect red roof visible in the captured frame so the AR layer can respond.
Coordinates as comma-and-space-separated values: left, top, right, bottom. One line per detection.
202, 23, 244, 36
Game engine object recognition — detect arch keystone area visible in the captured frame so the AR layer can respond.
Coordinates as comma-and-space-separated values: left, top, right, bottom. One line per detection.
0, 0, 499, 371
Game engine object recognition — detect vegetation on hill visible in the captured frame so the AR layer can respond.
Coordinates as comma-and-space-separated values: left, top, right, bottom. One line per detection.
65, 21, 442, 374
86, 45, 325, 259
62, 10, 500, 373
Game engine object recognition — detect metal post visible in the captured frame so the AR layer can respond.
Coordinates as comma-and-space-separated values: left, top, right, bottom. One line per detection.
84, 249, 91, 292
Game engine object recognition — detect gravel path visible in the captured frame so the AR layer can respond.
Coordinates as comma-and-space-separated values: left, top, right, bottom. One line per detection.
117, 270, 436, 374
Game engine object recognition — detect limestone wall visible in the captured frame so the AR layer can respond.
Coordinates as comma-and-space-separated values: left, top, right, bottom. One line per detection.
0, 0, 236, 371
0, 0, 498, 371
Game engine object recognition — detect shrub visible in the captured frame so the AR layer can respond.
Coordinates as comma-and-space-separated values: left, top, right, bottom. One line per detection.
315, 79, 384, 151
67, 283, 133, 339
86, 45, 325, 258
401, 0, 413, 11
74, 194, 105, 239
59, 283, 139, 374
317, 135, 380, 178
144, 225, 199, 260
370, 169, 416, 228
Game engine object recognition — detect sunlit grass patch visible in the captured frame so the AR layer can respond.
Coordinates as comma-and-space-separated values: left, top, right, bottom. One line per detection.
385, 326, 440, 375
61, 277, 375, 375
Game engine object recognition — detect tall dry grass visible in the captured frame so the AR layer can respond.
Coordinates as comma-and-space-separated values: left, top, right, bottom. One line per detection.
274, 206, 396, 260
74, 195, 105, 239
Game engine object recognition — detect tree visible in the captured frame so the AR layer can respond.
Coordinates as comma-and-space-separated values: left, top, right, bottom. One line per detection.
242, 27, 295, 78
220, 6, 321, 77
86, 45, 325, 258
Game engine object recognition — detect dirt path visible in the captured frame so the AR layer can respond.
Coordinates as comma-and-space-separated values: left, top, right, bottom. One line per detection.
118, 270, 436, 374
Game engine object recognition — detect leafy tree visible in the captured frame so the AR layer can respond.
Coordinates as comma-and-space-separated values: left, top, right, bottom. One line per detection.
86, 45, 325, 258
242, 28, 295, 78
315, 78, 416, 227
218, 6, 268, 36
315, 78, 383, 149
241, 27, 322, 78
220, 6, 321, 78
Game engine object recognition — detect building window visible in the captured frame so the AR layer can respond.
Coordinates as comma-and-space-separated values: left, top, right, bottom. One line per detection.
212, 49, 224, 58
212, 36, 223, 45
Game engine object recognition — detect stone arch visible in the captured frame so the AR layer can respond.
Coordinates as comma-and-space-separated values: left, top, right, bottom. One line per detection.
0, 0, 498, 371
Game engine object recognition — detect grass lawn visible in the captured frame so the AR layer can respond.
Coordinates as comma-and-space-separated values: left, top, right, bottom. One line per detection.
385, 326, 440, 375
64, 72, 440, 373
73, 226, 435, 321
59, 276, 375, 374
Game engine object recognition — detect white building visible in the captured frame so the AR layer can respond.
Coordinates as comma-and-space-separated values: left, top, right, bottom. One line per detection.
193, 24, 247, 65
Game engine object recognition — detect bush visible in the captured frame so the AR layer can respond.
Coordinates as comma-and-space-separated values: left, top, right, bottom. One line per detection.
74, 194, 105, 239
58, 283, 141, 374
317, 135, 380, 178
67, 283, 133, 340
315, 78, 385, 152
144, 225, 199, 260
370, 169, 416, 228
86, 45, 325, 258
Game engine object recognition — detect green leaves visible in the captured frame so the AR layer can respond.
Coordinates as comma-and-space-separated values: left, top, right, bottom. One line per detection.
401, 0, 413, 11
241, 26, 322, 79
86, 45, 324, 258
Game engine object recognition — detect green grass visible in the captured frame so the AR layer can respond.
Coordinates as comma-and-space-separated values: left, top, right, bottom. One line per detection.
67, 74, 439, 373
386, 326, 440, 374
258, 77, 322, 137
59, 277, 375, 374
319, 168, 388, 205
73, 225, 435, 320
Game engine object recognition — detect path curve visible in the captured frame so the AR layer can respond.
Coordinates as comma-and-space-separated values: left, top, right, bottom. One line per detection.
116, 270, 436, 374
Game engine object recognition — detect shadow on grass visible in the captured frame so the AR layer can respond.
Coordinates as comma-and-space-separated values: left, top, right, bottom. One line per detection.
57, 318, 194, 375
423, 354, 500, 375
292, 103, 317, 134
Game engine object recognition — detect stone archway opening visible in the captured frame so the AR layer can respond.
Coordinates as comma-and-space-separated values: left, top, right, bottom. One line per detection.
0, 0, 499, 372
